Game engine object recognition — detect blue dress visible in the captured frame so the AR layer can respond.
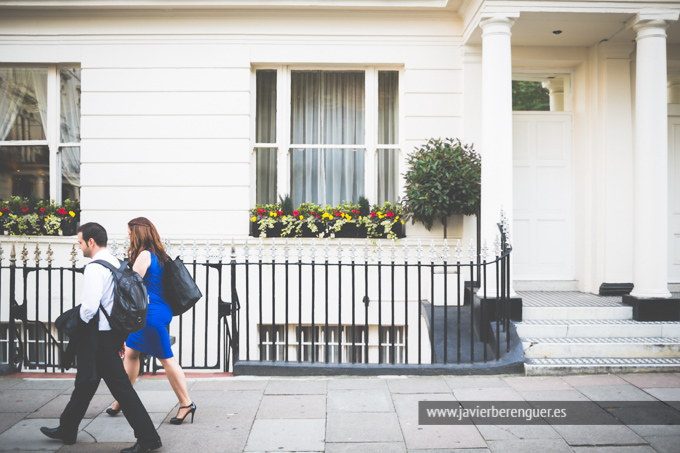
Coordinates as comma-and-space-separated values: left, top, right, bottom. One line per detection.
126, 251, 174, 359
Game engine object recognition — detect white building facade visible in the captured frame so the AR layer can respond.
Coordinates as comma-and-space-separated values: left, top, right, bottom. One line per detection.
2, 0, 680, 371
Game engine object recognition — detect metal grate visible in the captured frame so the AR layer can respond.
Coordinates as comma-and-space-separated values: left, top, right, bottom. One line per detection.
527, 357, 680, 365
522, 337, 680, 344
518, 291, 625, 308
518, 319, 680, 325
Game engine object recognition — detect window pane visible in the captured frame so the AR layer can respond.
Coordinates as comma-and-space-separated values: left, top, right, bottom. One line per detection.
512, 81, 549, 111
0, 68, 47, 142
377, 148, 398, 204
256, 147, 277, 204
256, 70, 276, 143
0, 145, 49, 199
60, 68, 81, 143
290, 147, 364, 207
378, 71, 398, 145
290, 71, 365, 145
60, 146, 80, 201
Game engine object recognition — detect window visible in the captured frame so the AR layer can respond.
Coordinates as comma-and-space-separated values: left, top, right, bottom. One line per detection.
254, 68, 400, 207
0, 67, 81, 203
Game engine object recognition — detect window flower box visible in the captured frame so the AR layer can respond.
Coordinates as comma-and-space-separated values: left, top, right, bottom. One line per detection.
1, 197, 80, 236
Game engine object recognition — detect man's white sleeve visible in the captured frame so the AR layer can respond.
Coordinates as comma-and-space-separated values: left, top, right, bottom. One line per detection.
79, 265, 106, 323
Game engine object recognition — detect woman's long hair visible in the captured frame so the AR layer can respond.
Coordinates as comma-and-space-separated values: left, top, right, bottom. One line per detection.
127, 217, 169, 266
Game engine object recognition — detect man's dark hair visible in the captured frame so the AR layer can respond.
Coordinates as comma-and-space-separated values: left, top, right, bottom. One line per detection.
77, 222, 108, 247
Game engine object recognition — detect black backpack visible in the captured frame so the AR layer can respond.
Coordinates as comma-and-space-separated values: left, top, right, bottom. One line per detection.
93, 259, 148, 335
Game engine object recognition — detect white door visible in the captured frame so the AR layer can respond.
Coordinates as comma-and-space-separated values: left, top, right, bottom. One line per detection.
668, 115, 680, 283
512, 112, 574, 280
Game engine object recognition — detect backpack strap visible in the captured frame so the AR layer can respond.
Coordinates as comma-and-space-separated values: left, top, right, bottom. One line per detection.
91, 259, 119, 322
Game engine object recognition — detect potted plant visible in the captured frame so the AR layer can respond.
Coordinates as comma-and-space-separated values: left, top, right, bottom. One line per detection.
402, 138, 481, 238
362, 201, 405, 239
250, 202, 283, 237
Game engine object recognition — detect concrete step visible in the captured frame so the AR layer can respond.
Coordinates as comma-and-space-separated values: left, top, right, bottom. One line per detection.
525, 357, 680, 376
522, 305, 633, 320
522, 337, 680, 359
516, 319, 680, 338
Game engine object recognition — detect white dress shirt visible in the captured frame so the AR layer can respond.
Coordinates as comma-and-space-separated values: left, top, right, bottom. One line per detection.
79, 248, 120, 331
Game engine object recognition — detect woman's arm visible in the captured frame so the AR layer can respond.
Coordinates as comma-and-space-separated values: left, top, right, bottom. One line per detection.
132, 250, 152, 278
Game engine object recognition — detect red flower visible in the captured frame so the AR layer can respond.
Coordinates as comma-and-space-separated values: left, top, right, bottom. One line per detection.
334, 211, 340, 217
1, 206, 9, 213
371, 212, 376, 218
277, 210, 283, 216
58, 208, 67, 216
40, 207, 45, 215
21, 205, 29, 213
316, 215, 320, 219
293, 210, 299, 217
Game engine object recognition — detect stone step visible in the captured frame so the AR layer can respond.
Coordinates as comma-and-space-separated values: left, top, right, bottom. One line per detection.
525, 357, 680, 376
522, 305, 633, 320
516, 319, 680, 338
522, 337, 680, 359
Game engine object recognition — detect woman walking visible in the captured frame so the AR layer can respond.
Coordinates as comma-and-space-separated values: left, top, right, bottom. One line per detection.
107, 217, 196, 425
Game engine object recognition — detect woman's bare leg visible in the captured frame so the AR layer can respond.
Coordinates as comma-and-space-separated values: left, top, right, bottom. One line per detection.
159, 356, 192, 418
111, 346, 141, 411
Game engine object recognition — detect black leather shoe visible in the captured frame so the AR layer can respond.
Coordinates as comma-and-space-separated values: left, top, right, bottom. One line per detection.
120, 438, 162, 453
40, 426, 76, 445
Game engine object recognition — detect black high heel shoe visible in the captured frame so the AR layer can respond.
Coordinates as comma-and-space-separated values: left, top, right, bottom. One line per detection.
106, 404, 121, 416
170, 402, 196, 425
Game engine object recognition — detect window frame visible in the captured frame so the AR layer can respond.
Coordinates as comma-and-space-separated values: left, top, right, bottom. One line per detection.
0, 64, 81, 203
251, 65, 403, 206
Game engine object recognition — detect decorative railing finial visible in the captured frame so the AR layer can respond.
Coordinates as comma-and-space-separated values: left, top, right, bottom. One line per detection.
70, 244, 78, 266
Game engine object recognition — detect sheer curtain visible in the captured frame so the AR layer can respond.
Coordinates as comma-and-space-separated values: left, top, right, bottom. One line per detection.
60, 69, 81, 190
0, 69, 32, 140
377, 71, 399, 204
256, 70, 277, 204
290, 71, 365, 207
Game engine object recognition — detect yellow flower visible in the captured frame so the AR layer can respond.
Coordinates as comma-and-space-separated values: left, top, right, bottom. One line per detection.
401, 221, 405, 225
270, 212, 276, 217
395, 216, 399, 220
0, 212, 2, 217
251, 216, 257, 222
69, 211, 75, 217
299, 215, 304, 220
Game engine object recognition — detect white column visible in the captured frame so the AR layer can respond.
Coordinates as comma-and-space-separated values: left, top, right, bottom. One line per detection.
630, 12, 679, 298
478, 13, 518, 296
542, 79, 564, 112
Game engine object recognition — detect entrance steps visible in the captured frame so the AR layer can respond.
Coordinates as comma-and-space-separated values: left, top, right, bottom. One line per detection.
516, 291, 680, 375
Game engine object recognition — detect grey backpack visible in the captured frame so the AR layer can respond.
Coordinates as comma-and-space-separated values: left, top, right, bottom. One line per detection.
93, 260, 148, 335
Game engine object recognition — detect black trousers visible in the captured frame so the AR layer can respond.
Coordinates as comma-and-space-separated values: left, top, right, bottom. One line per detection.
59, 330, 159, 443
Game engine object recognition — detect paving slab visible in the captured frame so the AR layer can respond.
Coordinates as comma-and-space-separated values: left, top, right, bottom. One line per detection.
386, 377, 452, 394
391, 393, 457, 422
627, 424, 680, 437
327, 389, 394, 413
82, 412, 167, 443
618, 373, 680, 388
57, 441, 131, 452
518, 389, 589, 401
0, 389, 62, 412
486, 439, 573, 453
0, 418, 94, 451
0, 379, 21, 391
0, 411, 29, 435
12, 379, 75, 391
641, 386, 680, 402
551, 425, 647, 446
130, 379, 190, 392
156, 412, 253, 453
398, 418, 487, 450
575, 384, 658, 402
326, 412, 403, 443
562, 374, 629, 387
570, 446, 656, 453
191, 378, 269, 391
134, 390, 180, 414
643, 435, 680, 453
256, 394, 326, 419
325, 442, 406, 453
244, 419, 325, 451
265, 378, 327, 395
476, 424, 562, 441
327, 377, 389, 390
26, 394, 114, 419
502, 376, 572, 392
452, 387, 524, 401
444, 377, 511, 390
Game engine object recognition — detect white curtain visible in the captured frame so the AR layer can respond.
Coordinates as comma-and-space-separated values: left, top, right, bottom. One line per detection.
256, 70, 277, 204
290, 71, 365, 207
59, 69, 81, 189
0, 68, 32, 141
377, 71, 399, 204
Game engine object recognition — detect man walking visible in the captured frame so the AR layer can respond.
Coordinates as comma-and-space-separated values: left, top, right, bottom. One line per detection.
40, 222, 162, 453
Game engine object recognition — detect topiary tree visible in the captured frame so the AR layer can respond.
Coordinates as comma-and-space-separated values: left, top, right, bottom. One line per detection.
402, 138, 481, 238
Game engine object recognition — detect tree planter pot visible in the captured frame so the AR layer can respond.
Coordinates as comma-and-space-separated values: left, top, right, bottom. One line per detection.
61, 219, 77, 236
250, 222, 283, 238
332, 223, 359, 238
375, 222, 406, 239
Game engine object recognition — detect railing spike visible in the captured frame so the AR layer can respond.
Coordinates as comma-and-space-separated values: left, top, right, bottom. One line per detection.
442, 239, 450, 263
70, 244, 77, 266
47, 243, 53, 265
10, 242, 16, 266
243, 237, 250, 259
230, 238, 237, 261
34, 243, 41, 265
22, 243, 28, 266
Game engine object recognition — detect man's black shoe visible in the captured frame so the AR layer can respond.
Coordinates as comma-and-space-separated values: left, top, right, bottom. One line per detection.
120, 439, 163, 453
40, 426, 76, 445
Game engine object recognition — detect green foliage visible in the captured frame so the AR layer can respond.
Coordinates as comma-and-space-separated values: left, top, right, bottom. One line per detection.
402, 138, 481, 232
0, 197, 81, 236
358, 196, 370, 217
512, 81, 550, 111
279, 194, 294, 216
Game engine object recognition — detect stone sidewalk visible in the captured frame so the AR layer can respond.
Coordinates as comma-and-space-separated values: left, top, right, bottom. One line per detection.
1, 373, 680, 452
